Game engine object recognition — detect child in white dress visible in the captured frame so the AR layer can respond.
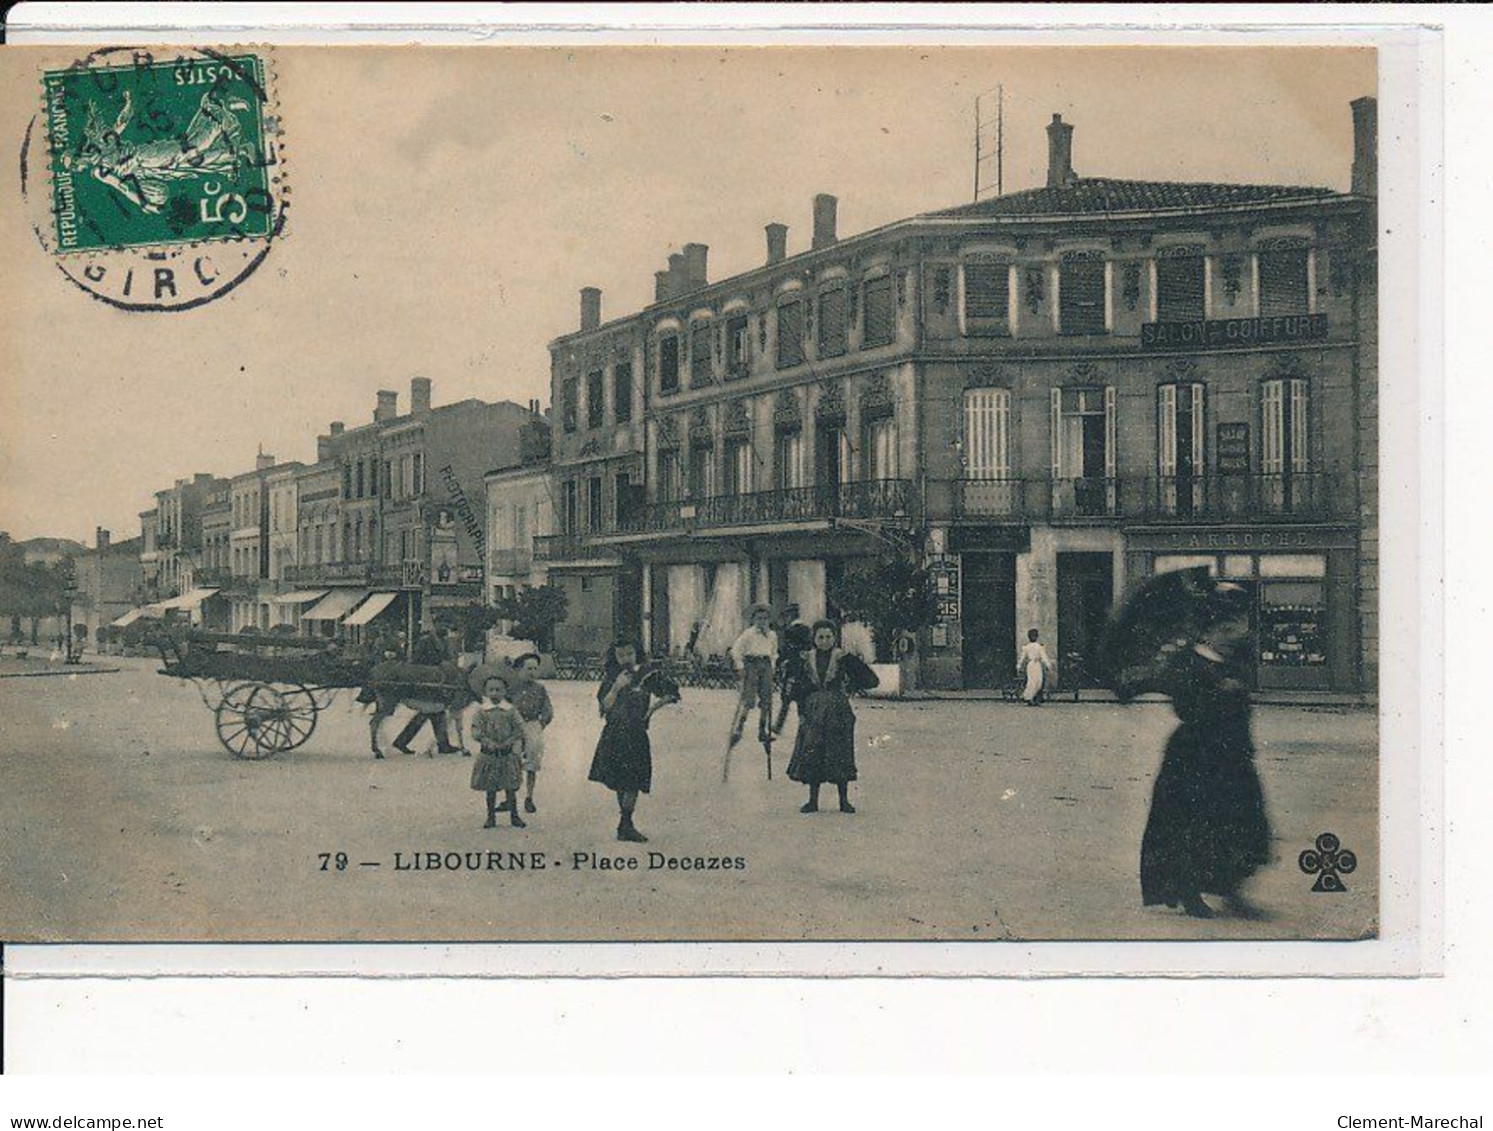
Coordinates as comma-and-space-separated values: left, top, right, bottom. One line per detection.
1018, 628, 1054, 705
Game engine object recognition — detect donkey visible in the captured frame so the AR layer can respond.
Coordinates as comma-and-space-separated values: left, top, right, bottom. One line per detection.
360, 660, 476, 759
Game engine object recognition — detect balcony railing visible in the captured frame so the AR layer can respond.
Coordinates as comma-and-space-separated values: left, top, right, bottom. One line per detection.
618, 479, 915, 535
489, 549, 534, 576
534, 533, 615, 562
1131, 472, 1352, 523
285, 561, 370, 584
926, 471, 1353, 524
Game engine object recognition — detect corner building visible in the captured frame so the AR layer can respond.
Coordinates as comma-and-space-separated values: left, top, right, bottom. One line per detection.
546, 102, 1378, 692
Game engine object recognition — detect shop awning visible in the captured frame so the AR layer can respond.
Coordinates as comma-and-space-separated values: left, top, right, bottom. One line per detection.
109, 607, 158, 627
272, 590, 329, 605
301, 589, 369, 622
151, 587, 220, 611
342, 591, 400, 627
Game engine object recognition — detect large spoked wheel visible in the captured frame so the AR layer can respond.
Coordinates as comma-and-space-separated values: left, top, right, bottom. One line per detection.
214, 682, 319, 759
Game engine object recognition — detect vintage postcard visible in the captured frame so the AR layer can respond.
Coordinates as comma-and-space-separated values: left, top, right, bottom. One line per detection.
0, 41, 1413, 960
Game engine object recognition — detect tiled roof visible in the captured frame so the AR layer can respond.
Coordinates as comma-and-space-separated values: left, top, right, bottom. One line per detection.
924, 177, 1344, 219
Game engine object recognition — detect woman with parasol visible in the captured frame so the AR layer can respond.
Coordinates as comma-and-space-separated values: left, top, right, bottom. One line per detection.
1101, 567, 1272, 919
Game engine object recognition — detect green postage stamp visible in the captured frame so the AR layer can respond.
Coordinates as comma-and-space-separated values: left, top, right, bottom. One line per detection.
44, 52, 274, 253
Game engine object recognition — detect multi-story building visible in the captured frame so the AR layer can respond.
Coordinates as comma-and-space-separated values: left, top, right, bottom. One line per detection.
194, 485, 233, 630
224, 453, 303, 631
484, 404, 555, 608
287, 378, 534, 641
141, 472, 227, 622
71, 528, 143, 644
543, 99, 1378, 693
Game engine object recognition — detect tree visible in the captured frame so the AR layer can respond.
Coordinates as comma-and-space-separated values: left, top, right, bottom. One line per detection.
829, 554, 939, 663
0, 537, 69, 644
492, 585, 569, 653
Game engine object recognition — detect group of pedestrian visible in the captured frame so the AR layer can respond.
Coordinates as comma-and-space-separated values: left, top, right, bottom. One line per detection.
432, 569, 1276, 924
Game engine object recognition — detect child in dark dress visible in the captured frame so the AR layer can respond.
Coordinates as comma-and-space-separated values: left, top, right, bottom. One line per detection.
784, 620, 879, 814
470, 673, 526, 830
588, 641, 680, 842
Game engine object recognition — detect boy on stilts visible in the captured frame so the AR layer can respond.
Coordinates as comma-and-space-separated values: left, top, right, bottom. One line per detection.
728, 603, 777, 750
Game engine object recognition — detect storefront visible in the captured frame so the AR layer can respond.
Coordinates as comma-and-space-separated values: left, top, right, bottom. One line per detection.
1125, 524, 1360, 692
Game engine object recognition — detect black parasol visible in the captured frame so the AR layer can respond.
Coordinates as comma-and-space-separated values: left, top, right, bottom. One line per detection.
1098, 566, 1216, 701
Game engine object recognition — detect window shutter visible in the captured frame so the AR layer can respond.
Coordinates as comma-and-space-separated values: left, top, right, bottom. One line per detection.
1191, 383, 1206, 469
1262, 380, 1283, 474
1104, 386, 1117, 479
994, 388, 1010, 477
1050, 387, 1063, 480
1158, 384, 1177, 476
1290, 379, 1309, 472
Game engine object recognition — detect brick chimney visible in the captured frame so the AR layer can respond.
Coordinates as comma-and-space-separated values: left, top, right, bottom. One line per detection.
654, 270, 671, 302
765, 222, 788, 265
256, 450, 275, 471
812, 194, 838, 249
374, 390, 398, 422
667, 252, 686, 297
411, 376, 432, 417
580, 286, 602, 331
1046, 113, 1076, 188
681, 243, 709, 291
1351, 96, 1377, 197
96, 527, 110, 551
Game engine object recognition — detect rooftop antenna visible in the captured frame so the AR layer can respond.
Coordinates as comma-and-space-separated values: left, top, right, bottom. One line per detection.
973, 84, 1004, 202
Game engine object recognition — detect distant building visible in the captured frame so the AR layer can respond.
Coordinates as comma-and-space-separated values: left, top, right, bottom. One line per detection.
484, 403, 555, 610
70, 528, 143, 643
286, 378, 535, 642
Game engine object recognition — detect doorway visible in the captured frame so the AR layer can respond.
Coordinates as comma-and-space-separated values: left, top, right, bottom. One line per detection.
960, 553, 1016, 688
1056, 552, 1114, 686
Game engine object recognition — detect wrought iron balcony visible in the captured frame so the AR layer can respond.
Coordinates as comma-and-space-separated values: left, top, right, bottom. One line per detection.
488, 549, 534, 576
1130, 471, 1353, 523
620, 479, 915, 535
927, 471, 1354, 524
285, 561, 372, 584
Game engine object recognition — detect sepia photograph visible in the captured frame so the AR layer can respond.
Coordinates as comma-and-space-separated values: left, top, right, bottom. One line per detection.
0, 42, 1386, 948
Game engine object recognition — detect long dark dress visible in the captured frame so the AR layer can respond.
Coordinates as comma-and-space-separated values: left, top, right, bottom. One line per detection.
1140, 647, 1272, 907
786, 648, 879, 786
587, 669, 658, 794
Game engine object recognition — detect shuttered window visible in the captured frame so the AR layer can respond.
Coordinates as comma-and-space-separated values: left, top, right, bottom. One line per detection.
659, 334, 681, 393
963, 387, 1011, 479
1157, 383, 1206, 476
1156, 250, 1205, 321
962, 260, 1010, 332
689, 321, 714, 387
1262, 379, 1309, 473
776, 300, 805, 368
818, 287, 848, 356
1259, 245, 1310, 316
586, 369, 605, 429
613, 362, 633, 423
862, 275, 895, 347
1059, 255, 1107, 335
